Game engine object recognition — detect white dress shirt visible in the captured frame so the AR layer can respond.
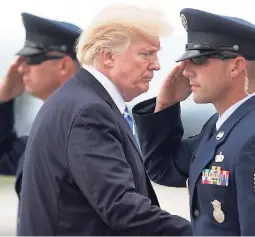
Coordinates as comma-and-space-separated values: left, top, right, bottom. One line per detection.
82, 64, 126, 115
216, 92, 255, 130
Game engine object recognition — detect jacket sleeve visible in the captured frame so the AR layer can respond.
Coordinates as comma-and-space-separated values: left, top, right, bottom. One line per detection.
67, 103, 192, 236
235, 135, 255, 235
0, 100, 27, 176
132, 97, 202, 187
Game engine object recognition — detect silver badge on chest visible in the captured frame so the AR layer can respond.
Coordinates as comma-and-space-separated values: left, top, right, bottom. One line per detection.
211, 200, 225, 223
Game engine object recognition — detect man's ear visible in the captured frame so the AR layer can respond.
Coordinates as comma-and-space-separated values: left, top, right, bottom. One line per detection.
102, 51, 114, 68
59, 56, 71, 77
230, 56, 246, 78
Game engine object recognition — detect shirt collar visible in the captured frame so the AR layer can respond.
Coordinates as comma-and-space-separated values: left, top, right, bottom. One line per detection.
82, 64, 126, 114
216, 92, 255, 130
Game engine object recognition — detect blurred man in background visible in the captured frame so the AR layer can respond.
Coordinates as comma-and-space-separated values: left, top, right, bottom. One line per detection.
0, 12, 81, 198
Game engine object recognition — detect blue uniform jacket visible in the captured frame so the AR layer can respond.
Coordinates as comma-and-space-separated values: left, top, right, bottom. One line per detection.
133, 96, 255, 236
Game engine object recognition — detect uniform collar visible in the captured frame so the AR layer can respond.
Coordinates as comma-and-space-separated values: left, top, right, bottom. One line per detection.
216, 92, 255, 130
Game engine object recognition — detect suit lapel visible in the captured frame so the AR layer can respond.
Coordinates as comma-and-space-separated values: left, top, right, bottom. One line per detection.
75, 68, 142, 158
189, 96, 255, 205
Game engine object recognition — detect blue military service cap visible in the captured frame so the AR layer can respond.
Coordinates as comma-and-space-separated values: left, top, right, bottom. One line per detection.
16, 13, 81, 59
176, 8, 255, 62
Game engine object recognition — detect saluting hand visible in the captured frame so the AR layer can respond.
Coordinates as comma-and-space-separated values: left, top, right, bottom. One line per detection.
155, 61, 191, 112
0, 57, 25, 102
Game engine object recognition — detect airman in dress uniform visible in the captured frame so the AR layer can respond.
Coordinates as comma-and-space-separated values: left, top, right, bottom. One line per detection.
133, 8, 255, 235
0, 13, 81, 198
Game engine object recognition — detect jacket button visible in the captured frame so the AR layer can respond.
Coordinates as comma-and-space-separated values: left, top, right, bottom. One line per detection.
194, 209, 200, 217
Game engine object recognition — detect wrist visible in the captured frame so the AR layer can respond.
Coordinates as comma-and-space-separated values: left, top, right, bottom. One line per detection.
154, 100, 176, 113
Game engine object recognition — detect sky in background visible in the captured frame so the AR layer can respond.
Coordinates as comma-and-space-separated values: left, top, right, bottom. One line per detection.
1, 0, 254, 76
0, 0, 254, 135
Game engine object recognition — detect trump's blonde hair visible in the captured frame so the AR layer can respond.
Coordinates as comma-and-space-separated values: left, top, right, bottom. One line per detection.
76, 4, 172, 65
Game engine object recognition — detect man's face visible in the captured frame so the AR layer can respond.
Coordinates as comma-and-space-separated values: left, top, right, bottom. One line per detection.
183, 56, 232, 105
109, 35, 161, 101
18, 53, 64, 100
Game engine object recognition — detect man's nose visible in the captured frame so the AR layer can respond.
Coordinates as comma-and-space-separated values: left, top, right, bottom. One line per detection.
183, 60, 194, 78
150, 57, 160, 71
18, 61, 30, 74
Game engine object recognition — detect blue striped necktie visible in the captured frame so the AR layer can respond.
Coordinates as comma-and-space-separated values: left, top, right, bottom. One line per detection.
123, 105, 140, 146
123, 106, 134, 133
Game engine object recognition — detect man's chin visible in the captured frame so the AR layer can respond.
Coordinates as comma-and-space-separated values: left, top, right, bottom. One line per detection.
193, 94, 208, 104
25, 87, 33, 94
142, 83, 150, 93
25, 87, 39, 98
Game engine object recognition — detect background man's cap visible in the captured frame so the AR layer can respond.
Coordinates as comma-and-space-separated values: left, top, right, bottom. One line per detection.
16, 13, 82, 59
176, 8, 255, 62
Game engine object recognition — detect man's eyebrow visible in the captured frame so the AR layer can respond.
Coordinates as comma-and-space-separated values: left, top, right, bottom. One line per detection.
140, 47, 161, 52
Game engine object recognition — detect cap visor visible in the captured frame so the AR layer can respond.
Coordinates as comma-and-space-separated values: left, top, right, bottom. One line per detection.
176, 50, 222, 62
16, 47, 43, 56
175, 50, 203, 62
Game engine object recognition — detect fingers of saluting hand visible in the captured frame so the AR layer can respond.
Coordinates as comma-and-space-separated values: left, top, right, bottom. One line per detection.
165, 61, 188, 84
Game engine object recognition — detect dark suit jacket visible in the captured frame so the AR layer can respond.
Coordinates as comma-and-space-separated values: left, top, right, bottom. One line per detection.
133, 96, 255, 236
18, 68, 192, 236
